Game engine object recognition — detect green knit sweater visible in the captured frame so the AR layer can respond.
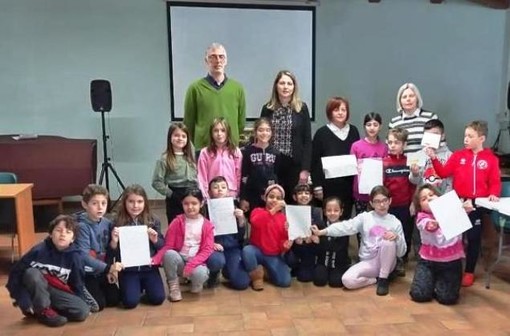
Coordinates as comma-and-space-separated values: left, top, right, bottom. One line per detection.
183, 78, 246, 149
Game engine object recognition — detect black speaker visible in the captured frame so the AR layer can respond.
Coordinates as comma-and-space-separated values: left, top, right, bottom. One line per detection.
90, 79, 112, 112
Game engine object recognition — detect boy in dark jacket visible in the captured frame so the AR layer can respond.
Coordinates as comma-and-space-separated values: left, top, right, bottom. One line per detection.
205, 176, 250, 290
6, 215, 92, 327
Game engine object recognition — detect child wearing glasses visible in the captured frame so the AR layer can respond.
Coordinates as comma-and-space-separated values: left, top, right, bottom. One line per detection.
311, 186, 406, 296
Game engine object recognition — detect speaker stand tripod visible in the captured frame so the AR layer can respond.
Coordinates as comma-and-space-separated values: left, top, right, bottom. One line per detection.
98, 111, 125, 193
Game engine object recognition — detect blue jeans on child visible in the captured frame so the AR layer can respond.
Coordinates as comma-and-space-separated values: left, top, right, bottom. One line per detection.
207, 249, 250, 290
242, 245, 291, 287
119, 267, 165, 309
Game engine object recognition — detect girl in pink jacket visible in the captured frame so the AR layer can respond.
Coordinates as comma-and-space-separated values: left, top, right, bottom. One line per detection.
152, 188, 214, 302
197, 117, 242, 199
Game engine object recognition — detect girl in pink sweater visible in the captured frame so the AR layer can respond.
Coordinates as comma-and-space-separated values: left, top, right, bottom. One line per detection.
409, 184, 464, 305
152, 188, 214, 302
198, 117, 242, 199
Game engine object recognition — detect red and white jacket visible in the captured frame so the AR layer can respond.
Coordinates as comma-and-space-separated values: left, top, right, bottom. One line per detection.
431, 148, 501, 198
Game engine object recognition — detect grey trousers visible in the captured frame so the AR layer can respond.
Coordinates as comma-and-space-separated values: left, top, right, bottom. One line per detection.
162, 250, 209, 287
23, 268, 90, 321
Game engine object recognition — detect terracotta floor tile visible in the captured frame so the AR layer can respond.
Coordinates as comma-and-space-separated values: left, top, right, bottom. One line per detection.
193, 315, 244, 333
293, 317, 347, 334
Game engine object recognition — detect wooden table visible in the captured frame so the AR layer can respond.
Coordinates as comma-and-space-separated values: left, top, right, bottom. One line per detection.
0, 184, 36, 255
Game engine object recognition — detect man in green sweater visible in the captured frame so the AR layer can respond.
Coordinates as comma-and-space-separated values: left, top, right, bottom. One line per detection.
183, 43, 246, 149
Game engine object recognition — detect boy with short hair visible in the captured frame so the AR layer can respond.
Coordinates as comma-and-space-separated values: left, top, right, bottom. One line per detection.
6, 215, 91, 327
205, 176, 250, 290
75, 184, 122, 310
409, 119, 453, 193
384, 128, 415, 275
426, 120, 501, 287
285, 183, 323, 283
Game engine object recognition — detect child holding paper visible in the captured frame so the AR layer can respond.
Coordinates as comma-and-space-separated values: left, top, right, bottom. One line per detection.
152, 188, 214, 301
243, 184, 292, 290
285, 183, 323, 282
425, 120, 501, 287
384, 127, 415, 275
350, 112, 387, 214
313, 197, 351, 287
311, 186, 406, 296
409, 184, 464, 305
409, 119, 453, 193
74, 184, 122, 310
205, 176, 250, 290
110, 185, 165, 309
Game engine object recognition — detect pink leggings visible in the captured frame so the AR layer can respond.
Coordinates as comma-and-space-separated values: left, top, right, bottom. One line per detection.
342, 240, 397, 289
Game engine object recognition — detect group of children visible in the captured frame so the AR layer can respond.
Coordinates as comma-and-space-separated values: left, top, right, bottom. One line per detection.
6, 114, 501, 327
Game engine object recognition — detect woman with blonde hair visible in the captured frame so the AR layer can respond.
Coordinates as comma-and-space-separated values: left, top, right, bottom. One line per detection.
260, 70, 312, 203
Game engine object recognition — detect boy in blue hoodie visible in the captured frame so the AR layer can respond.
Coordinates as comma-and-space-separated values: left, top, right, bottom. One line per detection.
205, 176, 250, 290
6, 215, 92, 327
75, 184, 122, 310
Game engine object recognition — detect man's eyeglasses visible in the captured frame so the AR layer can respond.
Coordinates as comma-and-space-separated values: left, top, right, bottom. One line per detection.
207, 54, 226, 61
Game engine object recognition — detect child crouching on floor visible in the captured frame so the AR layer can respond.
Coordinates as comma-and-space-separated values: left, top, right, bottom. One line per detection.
243, 184, 292, 290
6, 215, 94, 327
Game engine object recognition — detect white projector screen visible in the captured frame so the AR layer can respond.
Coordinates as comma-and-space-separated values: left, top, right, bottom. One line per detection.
167, 2, 315, 121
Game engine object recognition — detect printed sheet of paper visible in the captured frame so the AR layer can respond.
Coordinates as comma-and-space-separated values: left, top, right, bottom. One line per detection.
429, 190, 472, 240
119, 225, 151, 268
286, 205, 311, 240
476, 197, 510, 216
406, 151, 426, 167
421, 132, 441, 149
321, 155, 358, 179
358, 158, 383, 194
207, 197, 238, 236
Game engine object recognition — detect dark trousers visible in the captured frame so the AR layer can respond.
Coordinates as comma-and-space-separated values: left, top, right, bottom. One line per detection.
84, 273, 120, 310
465, 208, 484, 273
313, 251, 351, 288
389, 205, 412, 260
165, 187, 188, 224
23, 268, 89, 321
119, 268, 165, 309
285, 243, 316, 283
410, 258, 462, 305
207, 248, 250, 290
277, 154, 301, 204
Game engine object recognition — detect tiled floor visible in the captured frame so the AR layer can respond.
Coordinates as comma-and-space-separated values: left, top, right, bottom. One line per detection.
1, 205, 510, 335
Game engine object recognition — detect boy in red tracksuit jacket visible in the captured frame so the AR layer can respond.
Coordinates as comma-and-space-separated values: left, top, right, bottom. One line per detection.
426, 120, 501, 287
383, 128, 415, 275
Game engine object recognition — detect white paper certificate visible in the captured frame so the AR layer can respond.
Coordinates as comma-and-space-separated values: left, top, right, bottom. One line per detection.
358, 158, 383, 194
286, 205, 311, 240
429, 190, 472, 240
207, 197, 238, 236
321, 155, 358, 179
119, 225, 151, 268
421, 132, 441, 149
406, 151, 426, 167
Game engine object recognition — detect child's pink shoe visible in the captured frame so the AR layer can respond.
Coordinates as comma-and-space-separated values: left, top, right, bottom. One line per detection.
462, 273, 475, 287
